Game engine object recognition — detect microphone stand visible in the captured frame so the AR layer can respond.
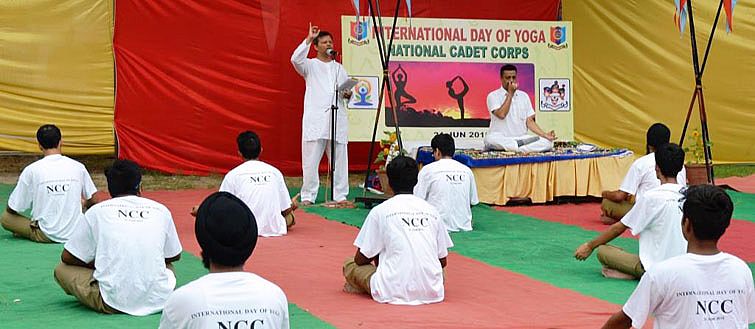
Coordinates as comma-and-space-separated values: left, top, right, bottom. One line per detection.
327, 51, 340, 203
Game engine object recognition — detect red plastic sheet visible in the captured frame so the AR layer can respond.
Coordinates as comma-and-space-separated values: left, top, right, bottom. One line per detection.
114, 0, 560, 175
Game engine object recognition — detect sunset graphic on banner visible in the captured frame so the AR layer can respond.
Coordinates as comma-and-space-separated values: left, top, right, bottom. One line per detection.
385, 61, 534, 126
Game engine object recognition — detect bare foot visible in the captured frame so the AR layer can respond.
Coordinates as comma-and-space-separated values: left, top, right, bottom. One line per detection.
601, 267, 636, 280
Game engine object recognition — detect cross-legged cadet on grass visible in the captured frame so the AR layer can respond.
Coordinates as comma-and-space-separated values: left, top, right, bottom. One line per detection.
599, 123, 687, 224
575, 143, 687, 279
160, 192, 289, 329
343, 155, 454, 305
1, 124, 98, 243
54, 160, 182, 315
602, 185, 755, 328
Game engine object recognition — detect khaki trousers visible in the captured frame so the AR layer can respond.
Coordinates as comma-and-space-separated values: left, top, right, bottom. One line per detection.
53, 263, 121, 314
596, 245, 645, 279
342, 258, 376, 295
601, 198, 635, 220
1, 210, 53, 243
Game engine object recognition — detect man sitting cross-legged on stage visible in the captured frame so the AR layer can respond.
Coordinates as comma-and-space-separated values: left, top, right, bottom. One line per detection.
600, 123, 687, 224
343, 156, 454, 305
414, 133, 479, 232
483, 64, 556, 152
55, 160, 182, 315
160, 192, 290, 329
574, 143, 687, 279
1, 124, 98, 243
602, 185, 755, 329
191, 131, 296, 237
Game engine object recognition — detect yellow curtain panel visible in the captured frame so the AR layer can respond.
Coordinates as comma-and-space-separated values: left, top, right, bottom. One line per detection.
565, 1, 755, 163
0, 0, 114, 154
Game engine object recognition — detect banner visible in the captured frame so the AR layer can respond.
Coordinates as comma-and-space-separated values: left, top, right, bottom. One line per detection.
113, 0, 560, 175
343, 17, 573, 147
0, 0, 115, 154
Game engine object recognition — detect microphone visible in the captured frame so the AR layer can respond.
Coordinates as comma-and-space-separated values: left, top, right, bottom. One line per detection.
326, 48, 338, 57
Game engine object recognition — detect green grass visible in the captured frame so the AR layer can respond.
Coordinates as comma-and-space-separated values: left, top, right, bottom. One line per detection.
715, 164, 755, 178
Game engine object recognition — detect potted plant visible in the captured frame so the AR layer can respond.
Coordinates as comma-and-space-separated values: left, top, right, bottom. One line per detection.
682, 129, 710, 185
374, 131, 406, 196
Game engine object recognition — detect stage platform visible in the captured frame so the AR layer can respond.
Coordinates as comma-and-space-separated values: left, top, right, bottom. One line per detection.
416, 143, 635, 205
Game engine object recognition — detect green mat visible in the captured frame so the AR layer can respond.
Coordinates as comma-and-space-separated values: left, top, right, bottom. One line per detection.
729, 190, 755, 223
0, 184, 333, 329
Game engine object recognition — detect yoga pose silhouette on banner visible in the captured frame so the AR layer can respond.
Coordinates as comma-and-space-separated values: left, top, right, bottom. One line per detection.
391, 64, 416, 111
446, 76, 470, 119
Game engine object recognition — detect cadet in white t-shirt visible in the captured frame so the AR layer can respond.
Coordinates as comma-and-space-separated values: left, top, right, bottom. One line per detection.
414, 133, 479, 232
218, 131, 296, 237
600, 123, 687, 224
343, 156, 454, 305
575, 143, 687, 279
603, 185, 755, 328
483, 64, 556, 153
160, 192, 290, 329
1, 124, 98, 243
54, 160, 182, 315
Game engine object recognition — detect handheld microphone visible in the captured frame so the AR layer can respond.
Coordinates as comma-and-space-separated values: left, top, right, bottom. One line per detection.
326, 48, 338, 57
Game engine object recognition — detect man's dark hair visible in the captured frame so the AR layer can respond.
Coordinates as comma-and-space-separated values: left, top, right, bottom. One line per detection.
386, 155, 418, 193
646, 123, 671, 151
104, 159, 142, 197
500, 64, 517, 77
36, 124, 61, 149
431, 133, 455, 157
682, 184, 733, 241
237, 131, 261, 160
314, 31, 333, 45
195, 192, 258, 269
654, 143, 685, 178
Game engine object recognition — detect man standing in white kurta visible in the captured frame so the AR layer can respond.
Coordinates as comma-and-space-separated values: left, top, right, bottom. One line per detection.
291, 23, 352, 204
483, 64, 556, 152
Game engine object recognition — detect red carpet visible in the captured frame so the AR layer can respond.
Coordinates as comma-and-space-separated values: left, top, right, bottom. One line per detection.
719, 174, 755, 194
144, 189, 619, 329
500, 202, 755, 262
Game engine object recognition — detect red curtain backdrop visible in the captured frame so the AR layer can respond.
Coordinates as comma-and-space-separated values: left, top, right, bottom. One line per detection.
114, 0, 560, 175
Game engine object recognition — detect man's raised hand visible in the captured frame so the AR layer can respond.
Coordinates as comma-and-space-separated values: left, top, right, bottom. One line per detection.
307, 22, 320, 44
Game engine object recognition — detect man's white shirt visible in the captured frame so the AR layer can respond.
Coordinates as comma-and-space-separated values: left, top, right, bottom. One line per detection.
623, 252, 755, 329
619, 153, 687, 197
64, 195, 183, 315
290, 40, 349, 143
159, 272, 290, 329
219, 160, 292, 237
7, 154, 97, 242
485, 87, 535, 137
354, 194, 454, 305
620, 183, 687, 270
414, 158, 479, 232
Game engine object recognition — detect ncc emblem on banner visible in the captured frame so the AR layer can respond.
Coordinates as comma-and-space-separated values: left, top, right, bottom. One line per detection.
548, 26, 567, 50
348, 20, 370, 46
539, 79, 570, 112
